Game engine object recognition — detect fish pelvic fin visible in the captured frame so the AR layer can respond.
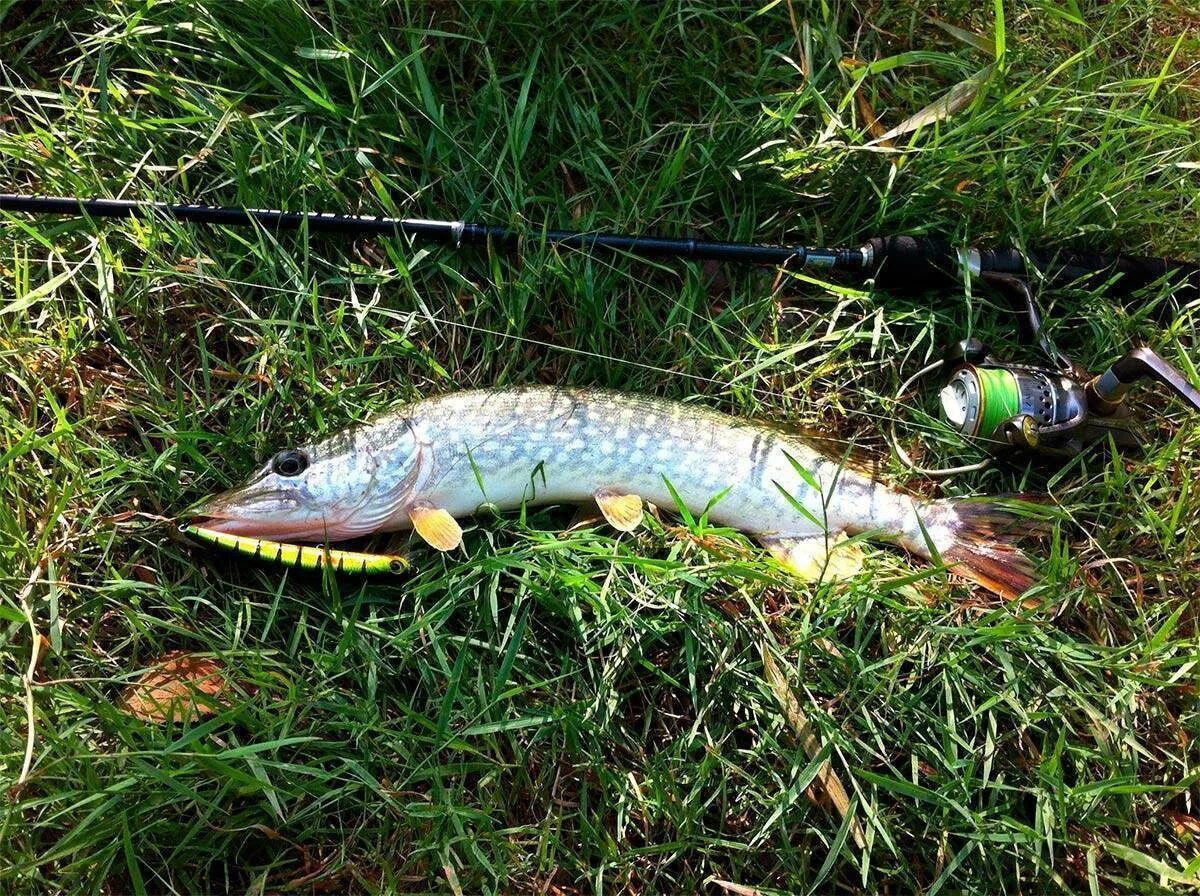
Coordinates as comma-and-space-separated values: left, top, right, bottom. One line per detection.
928, 496, 1051, 600
762, 531, 865, 583
594, 488, 645, 532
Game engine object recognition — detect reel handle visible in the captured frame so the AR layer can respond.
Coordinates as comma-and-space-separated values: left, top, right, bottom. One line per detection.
1087, 347, 1200, 415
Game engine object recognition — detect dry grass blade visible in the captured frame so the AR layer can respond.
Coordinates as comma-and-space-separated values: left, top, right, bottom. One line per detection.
927, 17, 997, 57
15, 557, 48, 790
873, 62, 996, 144
856, 92, 893, 147
120, 651, 231, 724
709, 879, 767, 896
759, 642, 866, 850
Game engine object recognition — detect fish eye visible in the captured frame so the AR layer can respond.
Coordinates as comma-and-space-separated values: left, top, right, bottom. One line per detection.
271, 449, 309, 477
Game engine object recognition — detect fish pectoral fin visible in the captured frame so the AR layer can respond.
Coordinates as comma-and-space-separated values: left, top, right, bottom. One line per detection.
593, 488, 644, 532
761, 532, 864, 582
408, 502, 463, 551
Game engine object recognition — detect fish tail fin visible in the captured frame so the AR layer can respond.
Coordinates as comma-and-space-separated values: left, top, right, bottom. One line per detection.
923, 496, 1051, 600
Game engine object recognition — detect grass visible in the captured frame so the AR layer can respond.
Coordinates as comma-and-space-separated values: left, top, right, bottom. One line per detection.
1, 0, 1199, 892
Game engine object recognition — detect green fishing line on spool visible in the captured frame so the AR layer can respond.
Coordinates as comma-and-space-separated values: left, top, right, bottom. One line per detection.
972, 366, 1022, 438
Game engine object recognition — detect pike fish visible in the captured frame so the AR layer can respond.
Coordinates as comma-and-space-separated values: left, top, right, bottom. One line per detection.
188, 387, 1039, 597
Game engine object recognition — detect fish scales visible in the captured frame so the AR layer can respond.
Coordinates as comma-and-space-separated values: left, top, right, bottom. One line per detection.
410, 388, 861, 539
190, 386, 1040, 597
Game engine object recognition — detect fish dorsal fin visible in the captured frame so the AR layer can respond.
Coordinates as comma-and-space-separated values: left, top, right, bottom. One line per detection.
408, 502, 463, 551
749, 416, 892, 482
797, 430, 889, 480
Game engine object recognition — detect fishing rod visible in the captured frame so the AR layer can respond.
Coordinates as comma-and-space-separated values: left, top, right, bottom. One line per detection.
3, 192, 1199, 469
4, 193, 1199, 300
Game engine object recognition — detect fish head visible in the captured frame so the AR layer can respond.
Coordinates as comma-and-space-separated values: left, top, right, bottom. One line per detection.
187, 417, 425, 541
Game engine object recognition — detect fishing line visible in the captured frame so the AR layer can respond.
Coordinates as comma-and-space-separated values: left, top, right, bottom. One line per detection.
8, 248, 968, 445
152, 262, 1200, 466
109, 261, 990, 446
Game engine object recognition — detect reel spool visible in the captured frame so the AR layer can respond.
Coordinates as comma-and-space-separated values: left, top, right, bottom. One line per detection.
940, 365, 1063, 448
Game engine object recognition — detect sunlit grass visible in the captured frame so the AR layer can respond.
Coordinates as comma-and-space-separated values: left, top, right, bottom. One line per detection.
1, 1, 1198, 893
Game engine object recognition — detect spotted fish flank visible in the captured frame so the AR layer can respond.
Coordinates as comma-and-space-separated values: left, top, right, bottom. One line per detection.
188, 387, 1041, 597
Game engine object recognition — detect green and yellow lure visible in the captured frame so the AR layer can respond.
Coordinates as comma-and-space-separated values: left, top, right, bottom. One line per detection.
181, 524, 408, 575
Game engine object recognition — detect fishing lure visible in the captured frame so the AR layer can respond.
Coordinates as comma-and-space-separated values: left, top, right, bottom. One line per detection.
180, 524, 408, 575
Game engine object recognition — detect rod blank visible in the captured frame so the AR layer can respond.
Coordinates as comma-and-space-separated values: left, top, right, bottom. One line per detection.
0, 193, 866, 270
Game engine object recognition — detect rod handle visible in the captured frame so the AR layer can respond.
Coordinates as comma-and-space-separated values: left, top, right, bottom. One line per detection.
866, 236, 962, 290
975, 246, 1200, 301
868, 234, 1199, 307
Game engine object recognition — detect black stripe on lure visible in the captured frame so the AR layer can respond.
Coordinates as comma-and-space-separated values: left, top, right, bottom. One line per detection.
180, 524, 408, 575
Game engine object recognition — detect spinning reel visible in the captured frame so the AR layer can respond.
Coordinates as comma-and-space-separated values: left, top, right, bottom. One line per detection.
896, 273, 1200, 475
4, 195, 1198, 474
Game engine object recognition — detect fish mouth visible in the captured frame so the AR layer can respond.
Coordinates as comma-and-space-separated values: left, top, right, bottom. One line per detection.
185, 486, 336, 542
186, 510, 335, 543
